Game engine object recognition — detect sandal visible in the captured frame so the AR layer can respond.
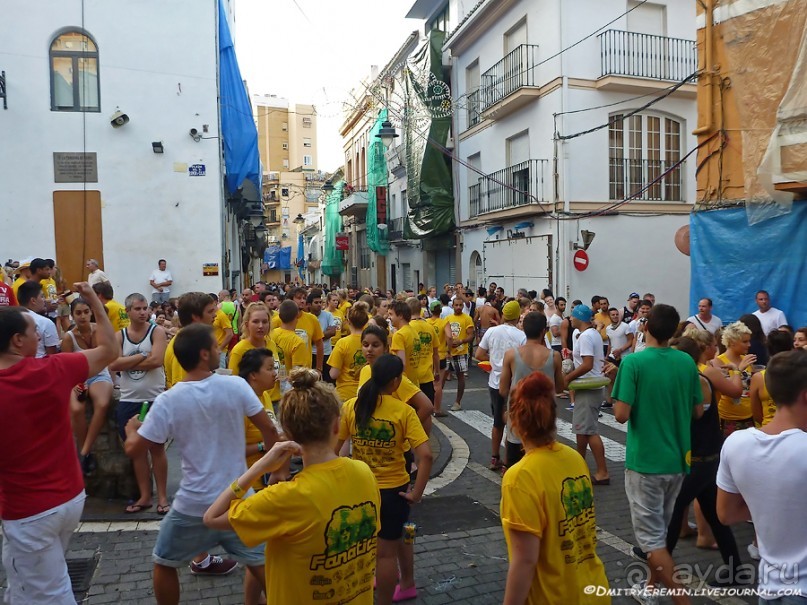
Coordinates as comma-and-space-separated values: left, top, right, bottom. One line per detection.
125, 502, 153, 514
156, 504, 171, 515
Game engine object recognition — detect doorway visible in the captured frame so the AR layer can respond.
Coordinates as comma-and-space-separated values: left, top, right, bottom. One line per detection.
53, 190, 104, 285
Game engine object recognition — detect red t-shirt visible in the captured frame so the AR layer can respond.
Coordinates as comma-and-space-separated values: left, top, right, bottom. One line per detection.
0, 281, 16, 306
0, 353, 89, 520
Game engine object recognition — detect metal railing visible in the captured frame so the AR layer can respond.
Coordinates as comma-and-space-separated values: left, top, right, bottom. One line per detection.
480, 44, 540, 111
469, 159, 549, 217
609, 158, 683, 202
599, 30, 697, 82
467, 89, 481, 128
388, 217, 405, 241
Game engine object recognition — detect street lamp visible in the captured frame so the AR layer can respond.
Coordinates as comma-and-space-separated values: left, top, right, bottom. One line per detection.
322, 180, 335, 194
254, 223, 268, 242
247, 201, 264, 227
376, 121, 398, 149
294, 213, 305, 225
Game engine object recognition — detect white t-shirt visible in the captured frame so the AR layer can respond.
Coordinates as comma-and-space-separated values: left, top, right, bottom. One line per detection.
478, 323, 526, 389
316, 310, 338, 355
88, 269, 109, 286
629, 319, 647, 352
138, 374, 263, 516
606, 322, 632, 357
572, 327, 604, 379
686, 314, 722, 334
753, 308, 788, 335
149, 269, 173, 294
23, 309, 60, 358
548, 314, 563, 347
717, 428, 807, 598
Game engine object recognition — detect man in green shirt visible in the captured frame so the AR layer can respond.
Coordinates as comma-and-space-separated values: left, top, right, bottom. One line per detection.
613, 303, 703, 605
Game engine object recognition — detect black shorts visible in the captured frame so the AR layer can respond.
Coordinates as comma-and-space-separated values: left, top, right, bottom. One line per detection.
420, 381, 435, 404
379, 484, 411, 540
551, 344, 562, 354
117, 400, 152, 441
489, 387, 506, 429
439, 358, 447, 370
506, 441, 524, 467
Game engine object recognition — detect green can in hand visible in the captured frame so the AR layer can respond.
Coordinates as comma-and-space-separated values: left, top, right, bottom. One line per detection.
137, 401, 150, 422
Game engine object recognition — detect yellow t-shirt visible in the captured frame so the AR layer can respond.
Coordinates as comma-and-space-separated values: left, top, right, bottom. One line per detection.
272, 327, 310, 371
410, 319, 437, 384
716, 353, 753, 421
427, 316, 448, 360
390, 323, 419, 384
272, 312, 323, 360
358, 364, 420, 404
338, 300, 352, 314
163, 333, 183, 388
339, 395, 429, 489
244, 392, 278, 491
212, 309, 233, 348
594, 311, 610, 340
40, 277, 58, 302
105, 299, 130, 331
330, 307, 346, 347
229, 336, 281, 402
500, 443, 611, 605
229, 457, 379, 605
446, 312, 475, 356
757, 369, 776, 427
11, 277, 25, 299
327, 334, 367, 401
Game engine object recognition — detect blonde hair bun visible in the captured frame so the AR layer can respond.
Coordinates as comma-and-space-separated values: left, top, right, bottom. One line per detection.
289, 367, 319, 389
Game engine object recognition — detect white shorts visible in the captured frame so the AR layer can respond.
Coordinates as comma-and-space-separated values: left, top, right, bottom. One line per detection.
1, 491, 86, 604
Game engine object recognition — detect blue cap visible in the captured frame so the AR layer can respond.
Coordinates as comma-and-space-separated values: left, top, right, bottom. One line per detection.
571, 304, 593, 322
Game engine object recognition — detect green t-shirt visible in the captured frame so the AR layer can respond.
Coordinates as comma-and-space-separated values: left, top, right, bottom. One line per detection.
612, 346, 702, 474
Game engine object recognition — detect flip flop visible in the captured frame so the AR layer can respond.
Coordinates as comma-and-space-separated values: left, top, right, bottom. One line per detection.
156, 504, 171, 515
592, 477, 611, 486
125, 502, 153, 514
433, 411, 449, 417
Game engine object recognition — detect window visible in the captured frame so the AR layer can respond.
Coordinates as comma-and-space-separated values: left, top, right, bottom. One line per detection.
466, 61, 481, 128
609, 113, 682, 201
283, 159, 289, 169
281, 187, 290, 197
302, 117, 312, 128
303, 138, 312, 148
303, 155, 313, 167
50, 30, 100, 112
282, 122, 288, 131
282, 142, 288, 150
359, 232, 371, 269
427, 4, 449, 33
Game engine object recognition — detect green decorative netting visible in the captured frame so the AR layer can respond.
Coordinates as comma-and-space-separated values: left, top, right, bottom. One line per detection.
367, 110, 390, 255
322, 180, 345, 277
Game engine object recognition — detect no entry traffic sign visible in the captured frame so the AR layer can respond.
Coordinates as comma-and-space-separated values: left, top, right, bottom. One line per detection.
573, 249, 589, 272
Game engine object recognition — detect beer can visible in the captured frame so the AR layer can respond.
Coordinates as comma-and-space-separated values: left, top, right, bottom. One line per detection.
403, 522, 416, 545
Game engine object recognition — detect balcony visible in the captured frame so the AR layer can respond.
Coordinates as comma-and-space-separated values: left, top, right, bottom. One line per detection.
469, 159, 549, 218
598, 30, 697, 93
609, 158, 684, 202
467, 89, 481, 129
385, 145, 407, 177
388, 217, 406, 242
339, 189, 368, 218
480, 44, 540, 120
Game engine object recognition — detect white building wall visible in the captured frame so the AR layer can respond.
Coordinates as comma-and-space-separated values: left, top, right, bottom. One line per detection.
0, 0, 226, 300
451, 0, 695, 310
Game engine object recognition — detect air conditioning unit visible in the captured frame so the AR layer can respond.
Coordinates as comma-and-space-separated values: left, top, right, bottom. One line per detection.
267, 236, 278, 243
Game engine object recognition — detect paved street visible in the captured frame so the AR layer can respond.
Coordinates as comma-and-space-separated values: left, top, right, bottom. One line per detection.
1, 366, 760, 604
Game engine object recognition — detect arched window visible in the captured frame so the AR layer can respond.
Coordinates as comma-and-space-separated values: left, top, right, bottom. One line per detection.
469, 251, 483, 290
50, 30, 100, 112
609, 113, 682, 201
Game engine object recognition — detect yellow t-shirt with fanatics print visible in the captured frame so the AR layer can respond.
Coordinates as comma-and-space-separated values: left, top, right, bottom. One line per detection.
500, 443, 611, 605
446, 312, 474, 356
228, 457, 380, 605
105, 299, 130, 331
339, 395, 429, 489
272, 327, 310, 371
410, 318, 437, 384
327, 333, 367, 401
358, 364, 420, 404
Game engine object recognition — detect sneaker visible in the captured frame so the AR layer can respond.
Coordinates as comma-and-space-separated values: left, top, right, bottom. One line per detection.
747, 543, 760, 561
489, 456, 503, 471
189, 555, 238, 576
600, 401, 613, 409
450, 402, 462, 411
631, 546, 647, 561
630, 581, 659, 605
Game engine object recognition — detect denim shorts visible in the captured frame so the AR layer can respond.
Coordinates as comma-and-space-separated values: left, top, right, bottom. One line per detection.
625, 470, 684, 553
152, 508, 265, 567
86, 368, 112, 387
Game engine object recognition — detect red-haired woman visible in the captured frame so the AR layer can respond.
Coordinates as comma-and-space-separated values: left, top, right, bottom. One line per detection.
500, 371, 610, 604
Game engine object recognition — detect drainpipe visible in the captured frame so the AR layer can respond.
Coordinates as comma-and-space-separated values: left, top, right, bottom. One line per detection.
693, 0, 714, 135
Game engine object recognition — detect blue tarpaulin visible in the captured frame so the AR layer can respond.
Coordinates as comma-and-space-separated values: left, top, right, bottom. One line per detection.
690, 205, 807, 327
296, 232, 306, 279
218, 0, 261, 195
279, 247, 292, 271
264, 246, 280, 269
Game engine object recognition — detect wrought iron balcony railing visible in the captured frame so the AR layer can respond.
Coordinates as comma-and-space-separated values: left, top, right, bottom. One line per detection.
609, 157, 684, 202
599, 30, 697, 82
469, 159, 549, 217
480, 45, 540, 111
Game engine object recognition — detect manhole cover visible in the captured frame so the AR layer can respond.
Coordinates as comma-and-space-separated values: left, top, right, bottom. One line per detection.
67, 556, 97, 598
410, 494, 499, 535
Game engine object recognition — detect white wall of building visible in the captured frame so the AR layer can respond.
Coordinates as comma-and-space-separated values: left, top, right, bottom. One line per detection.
0, 0, 226, 300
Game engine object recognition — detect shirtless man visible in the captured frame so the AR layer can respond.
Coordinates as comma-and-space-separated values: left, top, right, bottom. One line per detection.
475, 298, 501, 341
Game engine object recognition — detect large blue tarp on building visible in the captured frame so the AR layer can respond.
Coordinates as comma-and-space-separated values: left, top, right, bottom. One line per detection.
218, 0, 261, 195
690, 205, 807, 327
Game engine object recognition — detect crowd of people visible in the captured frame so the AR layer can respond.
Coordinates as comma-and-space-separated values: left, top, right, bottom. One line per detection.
1, 257, 806, 605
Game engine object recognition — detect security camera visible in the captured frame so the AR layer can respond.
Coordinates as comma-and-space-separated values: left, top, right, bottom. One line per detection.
189, 128, 201, 142
110, 109, 129, 128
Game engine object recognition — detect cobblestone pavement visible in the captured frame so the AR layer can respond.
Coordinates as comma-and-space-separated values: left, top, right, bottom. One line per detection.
1, 368, 762, 604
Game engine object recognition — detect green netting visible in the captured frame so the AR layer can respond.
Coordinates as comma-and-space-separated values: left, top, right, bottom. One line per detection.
367, 110, 390, 255
322, 180, 345, 277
